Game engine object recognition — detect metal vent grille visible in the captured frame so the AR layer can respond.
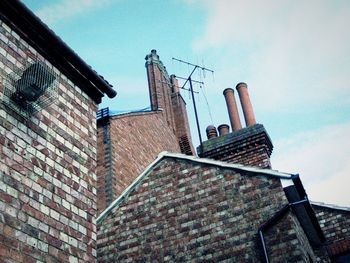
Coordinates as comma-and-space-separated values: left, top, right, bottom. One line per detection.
2, 61, 59, 118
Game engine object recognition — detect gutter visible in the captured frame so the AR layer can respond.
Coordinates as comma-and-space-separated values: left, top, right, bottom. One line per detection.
258, 198, 308, 263
258, 174, 325, 263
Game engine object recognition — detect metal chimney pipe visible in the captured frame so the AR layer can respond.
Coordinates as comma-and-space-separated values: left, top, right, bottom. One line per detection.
236, 82, 256, 127
218, 124, 230, 136
223, 88, 242, 131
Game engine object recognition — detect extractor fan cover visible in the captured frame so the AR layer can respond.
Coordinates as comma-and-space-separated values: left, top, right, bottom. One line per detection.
2, 61, 58, 118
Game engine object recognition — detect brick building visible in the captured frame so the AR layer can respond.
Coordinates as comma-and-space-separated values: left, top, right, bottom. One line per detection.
0, 0, 116, 262
96, 50, 194, 212
312, 203, 350, 262
1, 1, 349, 263
96, 80, 350, 261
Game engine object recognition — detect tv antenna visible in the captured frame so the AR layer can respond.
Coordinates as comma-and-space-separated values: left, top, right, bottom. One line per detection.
172, 57, 214, 152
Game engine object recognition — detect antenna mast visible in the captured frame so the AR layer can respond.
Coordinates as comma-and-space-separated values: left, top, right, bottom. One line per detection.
172, 57, 214, 152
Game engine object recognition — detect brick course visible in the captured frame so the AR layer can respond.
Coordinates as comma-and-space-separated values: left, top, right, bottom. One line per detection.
97, 156, 315, 262
313, 204, 350, 262
0, 19, 99, 262
199, 124, 273, 169
96, 111, 180, 212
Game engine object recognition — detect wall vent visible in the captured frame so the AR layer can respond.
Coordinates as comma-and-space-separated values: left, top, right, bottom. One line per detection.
2, 61, 58, 118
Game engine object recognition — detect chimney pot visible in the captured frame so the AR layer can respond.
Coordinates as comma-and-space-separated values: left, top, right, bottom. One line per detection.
206, 125, 218, 139
236, 82, 256, 127
218, 124, 230, 136
223, 88, 242, 131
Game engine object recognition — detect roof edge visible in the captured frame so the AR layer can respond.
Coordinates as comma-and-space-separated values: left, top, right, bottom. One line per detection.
96, 152, 167, 224
97, 151, 295, 224
0, 0, 117, 103
311, 201, 350, 212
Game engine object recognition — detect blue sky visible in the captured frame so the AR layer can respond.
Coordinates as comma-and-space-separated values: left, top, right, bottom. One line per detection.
22, 0, 350, 206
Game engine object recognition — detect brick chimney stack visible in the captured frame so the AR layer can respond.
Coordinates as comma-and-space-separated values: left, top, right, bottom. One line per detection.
198, 82, 273, 169
236, 82, 256, 127
223, 88, 242, 131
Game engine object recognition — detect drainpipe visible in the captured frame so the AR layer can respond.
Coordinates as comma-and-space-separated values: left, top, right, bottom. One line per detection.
258, 198, 309, 263
257, 173, 316, 263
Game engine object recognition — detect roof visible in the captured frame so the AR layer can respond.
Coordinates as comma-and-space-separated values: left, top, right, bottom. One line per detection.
0, 0, 117, 104
311, 201, 350, 212
97, 151, 296, 224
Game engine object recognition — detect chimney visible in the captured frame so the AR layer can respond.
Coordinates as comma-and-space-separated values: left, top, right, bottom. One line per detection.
197, 82, 273, 169
206, 125, 218, 139
236, 82, 256, 127
218, 124, 229, 136
170, 73, 195, 155
223, 88, 242, 131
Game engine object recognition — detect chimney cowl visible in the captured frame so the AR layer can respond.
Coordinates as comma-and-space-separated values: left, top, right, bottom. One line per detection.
236, 82, 248, 89
145, 49, 160, 62
223, 87, 234, 96
235, 82, 256, 127
206, 125, 218, 139
218, 124, 230, 136
223, 87, 242, 131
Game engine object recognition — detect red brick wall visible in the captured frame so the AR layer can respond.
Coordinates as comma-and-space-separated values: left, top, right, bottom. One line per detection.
96, 120, 111, 216
145, 50, 176, 131
145, 51, 194, 156
97, 157, 314, 262
96, 111, 180, 212
313, 204, 350, 261
171, 82, 195, 155
0, 20, 98, 262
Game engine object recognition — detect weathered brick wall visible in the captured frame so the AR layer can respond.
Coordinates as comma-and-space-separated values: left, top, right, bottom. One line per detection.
171, 89, 195, 155
0, 20, 98, 262
265, 211, 316, 262
199, 124, 273, 168
96, 111, 180, 213
313, 204, 350, 262
96, 120, 111, 216
97, 157, 314, 262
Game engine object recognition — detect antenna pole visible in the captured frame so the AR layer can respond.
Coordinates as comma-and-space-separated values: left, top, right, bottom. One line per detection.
173, 57, 214, 153
189, 75, 203, 152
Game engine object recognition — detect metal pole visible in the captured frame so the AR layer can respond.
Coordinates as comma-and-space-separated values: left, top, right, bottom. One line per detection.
189, 76, 203, 152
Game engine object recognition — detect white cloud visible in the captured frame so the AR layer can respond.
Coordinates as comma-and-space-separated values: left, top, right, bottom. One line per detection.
191, 0, 350, 111
35, 0, 112, 25
272, 122, 350, 207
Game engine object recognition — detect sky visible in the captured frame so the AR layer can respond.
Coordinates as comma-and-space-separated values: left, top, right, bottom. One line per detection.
21, 0, 350, 207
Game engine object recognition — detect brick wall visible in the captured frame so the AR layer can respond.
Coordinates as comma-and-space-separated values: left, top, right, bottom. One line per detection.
264, 211, 316, 262
145, 50, 176, 131
198, 124, 273, 168
0, 20, 98, 262
170, 75, 195, 155
96, 111, 180, 212
313, 204, 350, 262
145, 50, 194, 156
97, 156, 314, 262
